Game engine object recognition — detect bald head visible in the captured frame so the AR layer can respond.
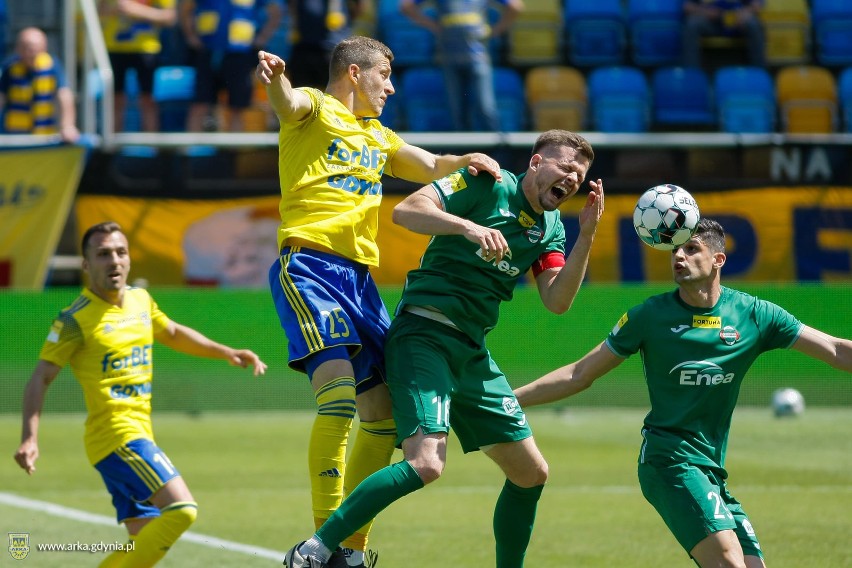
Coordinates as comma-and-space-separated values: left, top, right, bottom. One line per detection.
16, 27, 48, 67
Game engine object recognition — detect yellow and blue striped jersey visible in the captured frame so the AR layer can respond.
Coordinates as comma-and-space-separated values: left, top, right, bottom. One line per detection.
276, 88, 405, 267
39, 287, 170, 465
101, 0, 175, 54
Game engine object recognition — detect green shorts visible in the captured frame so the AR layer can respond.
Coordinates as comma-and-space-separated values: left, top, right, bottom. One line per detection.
385, 311, 532, 453
638, 461, 763, 560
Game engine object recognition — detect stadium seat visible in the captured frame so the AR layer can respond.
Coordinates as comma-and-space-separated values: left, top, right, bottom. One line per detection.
651, 66, 716, 129
839, 67, 852, 132
400, 67, 454, 131
775, 65, 838, 133
378, 9, 436, 68
472, 67, 526, 132
587, 66, 651, 132
507, 0, 562, 66
152, 65, 196, 133
563, 0, 627, 67
525, 65, 587, 131
811, 0, 852, 66
714, 66, 776, 133
627, 0, 683, 67
760, 0, 811, 66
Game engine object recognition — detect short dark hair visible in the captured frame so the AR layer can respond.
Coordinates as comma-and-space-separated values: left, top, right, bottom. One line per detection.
693, 217, 726, 253
329, 36, 394, 80
81, 221, 123, 256
532, 130, 595, 164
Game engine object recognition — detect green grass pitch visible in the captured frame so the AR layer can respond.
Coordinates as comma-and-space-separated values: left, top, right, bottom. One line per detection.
2, 408, 851, 567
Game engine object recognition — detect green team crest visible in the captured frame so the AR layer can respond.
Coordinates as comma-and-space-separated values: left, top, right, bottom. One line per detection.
8, 533, 29, 560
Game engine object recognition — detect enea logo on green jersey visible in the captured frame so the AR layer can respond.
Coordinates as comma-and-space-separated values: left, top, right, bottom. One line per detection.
477, 247, 520, 277
671, 360, 734, 386
692, 315, 721, 328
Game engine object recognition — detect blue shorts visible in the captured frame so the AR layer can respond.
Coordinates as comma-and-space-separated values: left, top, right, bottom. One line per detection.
268, 246, 390, 394
94, 438, 182, 524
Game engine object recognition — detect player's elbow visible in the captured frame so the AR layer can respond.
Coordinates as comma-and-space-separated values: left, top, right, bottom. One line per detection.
545, 297, 573, 315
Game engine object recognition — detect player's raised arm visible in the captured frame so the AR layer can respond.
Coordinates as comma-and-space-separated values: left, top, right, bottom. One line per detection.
514, 342, 623, 407
256, 51, 312, 123
535, 178, 604, 314
14, 360, 63, 475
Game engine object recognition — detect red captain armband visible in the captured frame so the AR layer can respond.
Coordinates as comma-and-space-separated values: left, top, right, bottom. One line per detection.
531, 251, 566, 277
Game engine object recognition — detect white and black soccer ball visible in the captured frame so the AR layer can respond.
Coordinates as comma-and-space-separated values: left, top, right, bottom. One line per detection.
633, 184, 701, 251
771, 387, 805, 418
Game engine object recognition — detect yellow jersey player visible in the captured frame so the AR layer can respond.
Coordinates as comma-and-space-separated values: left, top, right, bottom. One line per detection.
256, 36, 502, 568
14, 221, 267, 567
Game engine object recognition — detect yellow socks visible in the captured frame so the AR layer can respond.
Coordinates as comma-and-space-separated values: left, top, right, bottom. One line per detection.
310, 377, 357, 529
341, 417, 397, 550
118, 502, 197, 567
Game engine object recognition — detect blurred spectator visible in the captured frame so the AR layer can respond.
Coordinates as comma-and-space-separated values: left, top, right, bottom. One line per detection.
0, 27, 80, 142
180, 0, 283, 132
0, 0, 7, 58
99, 0, 178, 131
286, 0, 365, 89
682, 0, 765, 67
401, 0, 523, 132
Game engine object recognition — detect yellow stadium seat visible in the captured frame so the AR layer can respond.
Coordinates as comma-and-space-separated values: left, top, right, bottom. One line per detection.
776, 65, 838, 133
525, 66, 587, 131
507, 0, 562, 65
761, 0, 811, 65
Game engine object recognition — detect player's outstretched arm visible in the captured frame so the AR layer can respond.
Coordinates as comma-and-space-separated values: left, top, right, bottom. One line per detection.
156, 322, 268, 376
514, 342, 623, 407
390, 145, 503, 185
791, 326, 852, 372
255, 51, 311, 123
14, 360, 62, 475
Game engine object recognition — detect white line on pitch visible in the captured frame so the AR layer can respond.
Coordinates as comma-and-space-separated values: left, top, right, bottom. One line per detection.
0, 491, 283, 561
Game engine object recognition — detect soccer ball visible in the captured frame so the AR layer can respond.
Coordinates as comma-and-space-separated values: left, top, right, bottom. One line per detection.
633, 184, 701, 251
771, 387, 805, 418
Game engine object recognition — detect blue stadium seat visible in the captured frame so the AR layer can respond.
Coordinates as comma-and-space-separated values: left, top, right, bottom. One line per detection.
714, 66, 776, 133
152, 65, 196, 133
400, 67, 453, 131
471, 67, 526, 132
811, 0, 852, 66
627, 0, 682, 67
587, 66, 650, 132
652, 66, 716, 129
563, 0, 627, 67
838, 67, 852, 132
378, 10, 436, 68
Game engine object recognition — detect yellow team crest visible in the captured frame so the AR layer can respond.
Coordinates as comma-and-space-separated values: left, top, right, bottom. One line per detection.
8, 533, 29, 560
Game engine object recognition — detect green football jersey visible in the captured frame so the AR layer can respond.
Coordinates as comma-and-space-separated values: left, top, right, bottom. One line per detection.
397, 169, 566, 344
605, 286, 803, 475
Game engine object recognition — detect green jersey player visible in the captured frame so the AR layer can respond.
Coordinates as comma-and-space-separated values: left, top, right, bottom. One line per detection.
284, 129, 605, 568
514, 217, 852, 568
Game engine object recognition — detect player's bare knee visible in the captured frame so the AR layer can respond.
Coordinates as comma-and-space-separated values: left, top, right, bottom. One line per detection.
514, 459, 548, 487
409, 456, 445, 484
